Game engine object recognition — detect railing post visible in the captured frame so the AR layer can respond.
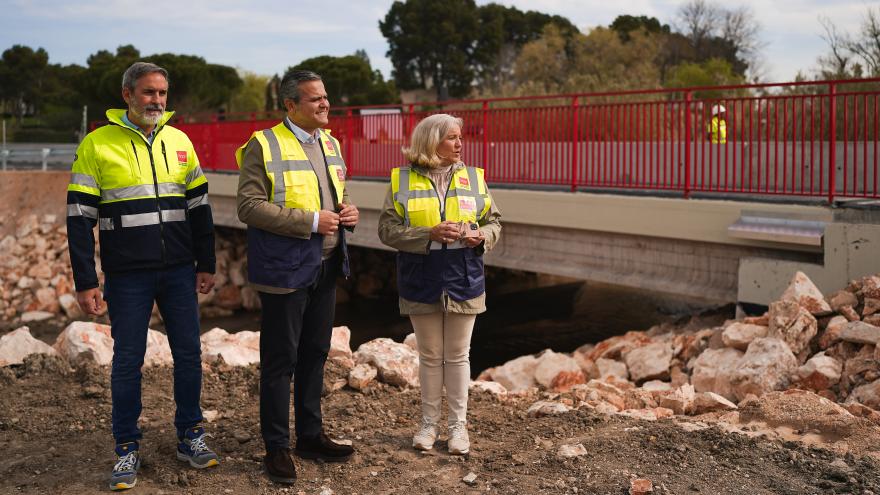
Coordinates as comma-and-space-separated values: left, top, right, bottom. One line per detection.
571, 96, 579, 192
345, 109, 353, 178
828, 83, 836, 204
684, 92, 693, 198
481, 100, 489, 175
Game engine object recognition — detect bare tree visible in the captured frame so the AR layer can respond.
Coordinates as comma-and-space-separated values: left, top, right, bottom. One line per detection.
676, 0, 720, 46
846, 6, 880, 75
818, 16, 852, 77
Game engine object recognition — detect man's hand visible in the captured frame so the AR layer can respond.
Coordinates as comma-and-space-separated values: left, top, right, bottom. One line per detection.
196, 272, 215, 294
338, 203, 359, 227
430, 221, 463, 244
317, 210, 340, 235
76, 288, 106, 316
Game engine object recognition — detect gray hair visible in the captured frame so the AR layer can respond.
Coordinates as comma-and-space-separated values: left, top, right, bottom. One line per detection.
279, 70, 322, 104
402, 113, 464, 168
122, 62, 168, 91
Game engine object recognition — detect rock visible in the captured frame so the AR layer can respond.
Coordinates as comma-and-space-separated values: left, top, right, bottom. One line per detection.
144, 330, 173, 366
572, 352, 599, 379
864, 298, 880, 317
595, 357, 628, 381
629, 478, 653, 495
570, 380, 626, 411
354, 338, 419, 387
213, 285, 242, 310
841, 347, 879, 391
54, 321, 115, 365
0, 327, 58, 366
691, 347, 743, 402
203, 410, 220, 423
866, 314, 880, 326
534, 350, 586, 392
227, 259, 247, 287
670, 366, 690, 388
329, 326, 353, 362
348, 363, 377, 391
58, 293, 84, 319
34, 287, 59, 312
485, 355, 538, 392
828, 290, 859, 312
623, 342, 672, 383
692, 392, 738, 414
20, 311, 54, 323
780, 271, 832, 315
796, 352, 842, 390
730, 338, 798, 401
200, 328, 260, 366
586, 331, 652, 361
469, 380, 507, 396
527, 400, 571, 417
239, 286, 261, 311
847, 379, 880, 409
557, 443, 588, 458
642, 380, 673, 392
741, 389, 856, 438
403, 332, 418, 350
721, 322, 769, 351
838, 321, 880, 345
768, 300, 818, 354
462, 472, 477, 486
818, 316, 849, 349
860, 275, 880, 299
843, 403, 880, 425
659, 383, 695, 415
615, 407, 673, 421
840, 305, 861, 322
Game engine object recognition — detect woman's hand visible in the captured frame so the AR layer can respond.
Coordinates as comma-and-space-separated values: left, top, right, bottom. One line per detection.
462, 228, 485, 247
430, 221, 463, 244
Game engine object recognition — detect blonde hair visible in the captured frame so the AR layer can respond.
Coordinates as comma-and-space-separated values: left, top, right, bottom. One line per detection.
402, 113, 463, 168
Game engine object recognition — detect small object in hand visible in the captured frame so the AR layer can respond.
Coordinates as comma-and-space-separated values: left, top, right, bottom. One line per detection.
459, 221, 481, 238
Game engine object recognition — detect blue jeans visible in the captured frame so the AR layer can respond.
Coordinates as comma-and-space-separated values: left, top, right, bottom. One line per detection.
105, 263, 204, 444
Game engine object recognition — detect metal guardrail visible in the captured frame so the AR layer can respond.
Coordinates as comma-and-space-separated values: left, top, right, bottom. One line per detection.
0, 145, 76, 171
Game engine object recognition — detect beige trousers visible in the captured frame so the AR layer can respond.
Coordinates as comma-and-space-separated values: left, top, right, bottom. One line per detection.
409, 312, 476, 425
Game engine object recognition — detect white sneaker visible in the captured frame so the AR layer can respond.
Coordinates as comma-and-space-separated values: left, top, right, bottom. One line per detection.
447, 421, 470, 455
412, 419, 438, 451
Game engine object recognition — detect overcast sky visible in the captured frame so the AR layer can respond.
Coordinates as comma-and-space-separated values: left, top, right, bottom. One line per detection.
0, 0, 872, 85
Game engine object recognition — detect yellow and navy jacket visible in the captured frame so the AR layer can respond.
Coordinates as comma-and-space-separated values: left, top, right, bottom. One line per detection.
391, 164, 491, 303
708, 116, 727, 144
235, 122, 350, 289
67, 109, 215, 291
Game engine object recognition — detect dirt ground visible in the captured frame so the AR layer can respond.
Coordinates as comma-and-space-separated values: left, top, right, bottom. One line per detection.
1, 356, 879, 495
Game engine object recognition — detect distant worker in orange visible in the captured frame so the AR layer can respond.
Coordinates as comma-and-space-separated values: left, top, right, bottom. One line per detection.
707, 104, 727, 144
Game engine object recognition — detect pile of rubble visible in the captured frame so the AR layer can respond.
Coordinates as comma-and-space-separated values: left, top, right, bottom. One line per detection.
0, 216, 256, 324
476, 271, 880, 423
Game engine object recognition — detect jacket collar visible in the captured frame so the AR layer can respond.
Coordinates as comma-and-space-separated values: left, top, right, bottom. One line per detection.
411, 161, 465, 177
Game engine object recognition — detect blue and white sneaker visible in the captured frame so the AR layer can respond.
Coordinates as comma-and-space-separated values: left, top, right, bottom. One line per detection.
177, 426, 220, 468
109, 442, 140, 491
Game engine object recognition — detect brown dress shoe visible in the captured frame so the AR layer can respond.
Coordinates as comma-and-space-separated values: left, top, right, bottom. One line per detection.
264, 448, 296, 484
294, 431, 354, 462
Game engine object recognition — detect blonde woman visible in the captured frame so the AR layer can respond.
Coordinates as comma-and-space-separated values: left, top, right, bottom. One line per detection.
378, 113, 501, 455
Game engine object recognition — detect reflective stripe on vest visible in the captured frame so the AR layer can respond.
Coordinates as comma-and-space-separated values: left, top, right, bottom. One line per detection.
392, 165, 490, 229
236, 123, 346, 211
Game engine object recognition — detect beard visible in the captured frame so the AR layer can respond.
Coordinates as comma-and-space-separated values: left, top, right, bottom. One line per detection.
130, 103, 164, 127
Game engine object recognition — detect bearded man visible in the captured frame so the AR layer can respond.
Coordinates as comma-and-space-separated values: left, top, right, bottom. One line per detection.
66, 61, 219, 491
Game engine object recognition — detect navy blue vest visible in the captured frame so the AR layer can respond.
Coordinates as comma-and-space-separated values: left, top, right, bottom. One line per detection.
247, 226, 350, 289
397, 247, 485, 304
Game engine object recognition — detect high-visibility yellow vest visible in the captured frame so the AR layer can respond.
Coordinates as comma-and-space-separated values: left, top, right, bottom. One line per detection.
708, 116, 727, 144
235, 122, 345, 211
390, 165, 491, 227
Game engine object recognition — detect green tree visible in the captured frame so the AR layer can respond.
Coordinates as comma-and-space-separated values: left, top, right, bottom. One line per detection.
0, 45, 50, 121
229, 70, 271, 113
289, 54, 397, 106
380, 0, 480, 100
664, 58, 744, 99
610, 15, 670, 41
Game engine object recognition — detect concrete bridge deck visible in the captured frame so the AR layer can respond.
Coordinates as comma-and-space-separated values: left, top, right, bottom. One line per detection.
206, 173, 880, 307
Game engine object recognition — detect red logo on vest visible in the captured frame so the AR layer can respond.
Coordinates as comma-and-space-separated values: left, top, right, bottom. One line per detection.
458, 176, 470, 188
336, 168, 346, 182
177, 151, 187, 163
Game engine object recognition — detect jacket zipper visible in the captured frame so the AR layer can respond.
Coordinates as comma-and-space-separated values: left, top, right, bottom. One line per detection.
160, 140, 170, 174
129, 141, 142, 179
144, 138, 167, 265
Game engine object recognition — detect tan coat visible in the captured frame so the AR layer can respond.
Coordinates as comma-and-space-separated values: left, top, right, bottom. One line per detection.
377, 163, 502, 315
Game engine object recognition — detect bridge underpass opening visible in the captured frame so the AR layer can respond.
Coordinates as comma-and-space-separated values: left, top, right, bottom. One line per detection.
206, 229, 726, 376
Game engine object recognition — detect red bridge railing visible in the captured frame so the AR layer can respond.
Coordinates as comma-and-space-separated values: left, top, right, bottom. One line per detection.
173, 78, 880, 202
